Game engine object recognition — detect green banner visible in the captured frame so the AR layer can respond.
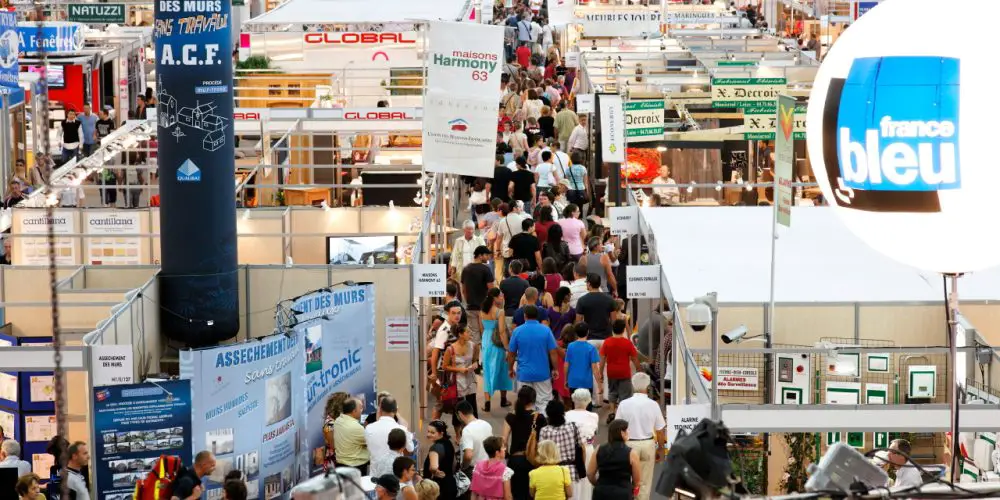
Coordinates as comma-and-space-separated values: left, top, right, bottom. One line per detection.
67, 3, 126, 23
624, 99, 664, 143
717, 61, 757, 67
711, 77, 787, 109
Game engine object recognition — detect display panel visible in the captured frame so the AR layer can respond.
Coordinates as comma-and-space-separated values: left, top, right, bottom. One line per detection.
326, 236, 397, 265
25, 65, 65, 88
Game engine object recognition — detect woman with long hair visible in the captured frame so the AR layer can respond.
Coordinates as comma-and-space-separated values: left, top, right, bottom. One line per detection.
551, 323, 574, 405
423, 420, 457, 500
587, 419, 641, 498
541, 223, 570, 271
565, 389, 599, 500
557, 203, 587, 261
442, 324, 480, 420
480, 288, 512, 412
503, 386, 548, 498
548, 287, 575, 340
322, 392, 350, 471
540, 258, 562, 297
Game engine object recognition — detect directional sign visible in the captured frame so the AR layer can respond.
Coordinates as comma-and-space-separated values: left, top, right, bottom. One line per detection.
385, 316, 411, 351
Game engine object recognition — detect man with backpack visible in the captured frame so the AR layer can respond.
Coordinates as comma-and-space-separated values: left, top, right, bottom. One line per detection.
170, 451, 216, 500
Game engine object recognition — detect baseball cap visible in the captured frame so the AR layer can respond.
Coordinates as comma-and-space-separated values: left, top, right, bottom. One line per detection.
374, 474, 400, 494
474, 245, 493, 257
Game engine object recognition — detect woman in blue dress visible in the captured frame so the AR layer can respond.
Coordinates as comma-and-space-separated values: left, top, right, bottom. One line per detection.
480, 288, 513, 413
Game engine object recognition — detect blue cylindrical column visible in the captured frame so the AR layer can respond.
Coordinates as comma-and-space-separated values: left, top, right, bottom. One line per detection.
154, 0, 238, 345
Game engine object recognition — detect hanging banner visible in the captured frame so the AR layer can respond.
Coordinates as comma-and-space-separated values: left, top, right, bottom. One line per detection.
180, 333, 305, 500
625, 265, 660, 300
156, 0, 239, 344
291, 285, 377, 476
93, 380, 193, 500
625, 100, 664, 143
711, 78, 787, 109
85, 211, 142, 265
743, 105, 806, 140
18, 210, 77, 265
0, 12, 17, 89
575, 10, 661, 37
423, 20, 504, 177
547, 0, 574, 26
67, 3, 126, 24
91, 345, 135, 386
16, 22, 86, 53
774, 94, 796, 227
599, 94, 625, 163
666, 404, 711, 447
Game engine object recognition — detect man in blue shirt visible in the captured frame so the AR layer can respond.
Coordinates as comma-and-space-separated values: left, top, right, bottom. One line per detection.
512, 287, 549, 326
78, 104, 99, 157
564, 323, 601, 410
507, 305, 559, 409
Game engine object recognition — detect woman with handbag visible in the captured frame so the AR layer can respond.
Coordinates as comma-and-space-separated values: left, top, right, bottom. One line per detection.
565, 390, 599, 500
442, 325, 481, 424
538, 400, 587, 491
503, 386, 548, 499
423, 420, 458, 500
528, 441, 573, 500
480, 289, 512, 413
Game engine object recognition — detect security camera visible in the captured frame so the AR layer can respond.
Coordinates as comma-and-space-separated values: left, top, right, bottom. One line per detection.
685, 303, 712, 332
721, 325, 748, 344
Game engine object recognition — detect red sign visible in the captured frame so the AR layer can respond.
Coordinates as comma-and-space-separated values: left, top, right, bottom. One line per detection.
303, 32, 417, 45
344, 111, 413, 120
234, 112, 262, 121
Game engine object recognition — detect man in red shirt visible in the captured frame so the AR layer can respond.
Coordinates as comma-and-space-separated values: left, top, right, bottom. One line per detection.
599, 319, 641, 421
516, 42, 531, 69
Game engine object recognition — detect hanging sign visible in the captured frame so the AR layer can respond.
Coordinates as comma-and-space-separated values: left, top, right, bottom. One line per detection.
717, 60, 758, 67
91, 345, 135, 386
0, 12, 17, 89
67, 4, 126, 24
576, 10, 661, 37
743, 105, 806, 140
665, 12, 738, 25
576, 94, 595, 113
774, 95, 796, 227
609, 205, 638, 236
92, 380, 193, 500
625, 100, 665, 143
666, 404, 710, 447
711, 78, 787, 108
17, 22, 86, 53
599, 94, 626, 163
413, 264, 447, 298
625, 265, 661, 299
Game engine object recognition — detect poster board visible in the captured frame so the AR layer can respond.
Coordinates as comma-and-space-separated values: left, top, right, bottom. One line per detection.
866, 383, 889, 404
181, 333, 305, 500
84, 210, 142, 265
825, 381, 861, 405
0, 332, 17, 410
18, 337, 54, 412
16, 209, 78, 265
92, 380, 193, 500
291, 285, 377, 475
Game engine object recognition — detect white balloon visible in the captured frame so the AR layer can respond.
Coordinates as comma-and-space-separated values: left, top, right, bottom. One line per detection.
805, 0, 1000, 274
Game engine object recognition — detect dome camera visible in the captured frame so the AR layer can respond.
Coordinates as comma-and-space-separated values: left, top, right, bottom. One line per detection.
685, 303, 712, 332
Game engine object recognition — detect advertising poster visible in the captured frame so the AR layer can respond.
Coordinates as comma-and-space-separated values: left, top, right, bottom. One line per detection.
155, 0, 239, 343
423, 21, 504, 177
774, 94, 796, 227
181, 333, 304, 499
599, 94, 625, 163
92, 380, 193, 500
0, 12, 18, 89
85, 211, 142, 265
290, 285, 377, 476
18, 210, 77, 265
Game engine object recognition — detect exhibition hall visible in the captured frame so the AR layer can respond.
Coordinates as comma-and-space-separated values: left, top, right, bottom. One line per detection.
0, 0, 994, 499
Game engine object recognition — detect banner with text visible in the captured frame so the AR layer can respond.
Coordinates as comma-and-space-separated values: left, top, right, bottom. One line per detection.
625, 100, 664, 143
743, 105, 806, 140
599, 94, 626, 163
774, 95, 795, 227
711, 78, 786, 109
0, 13, 17, 89
180, 333, 304, 500
290, 285, 377, 476
93, 380, 192, 500
424, 21, 504, 177
576, 10, 661, 37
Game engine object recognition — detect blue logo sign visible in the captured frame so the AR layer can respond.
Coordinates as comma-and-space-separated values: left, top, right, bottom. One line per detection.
835, 56, 960, 196
17, 22, 86, 53
177, 159, 201, 182
0, 13, 17, 89
857, 1, 880, 18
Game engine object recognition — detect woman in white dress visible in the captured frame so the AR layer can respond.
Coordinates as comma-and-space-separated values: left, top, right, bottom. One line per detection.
564, 388, 599, 500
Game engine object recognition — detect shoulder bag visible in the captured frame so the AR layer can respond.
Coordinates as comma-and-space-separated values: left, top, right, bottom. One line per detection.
525, 412, 541, 466
491, 311, 506, 348
501, 218, 514, 258
571, 422, 587, 478
439, 346, 459, 412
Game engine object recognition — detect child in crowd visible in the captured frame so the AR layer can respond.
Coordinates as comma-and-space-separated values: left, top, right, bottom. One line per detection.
599, 319, 641, 423
563, 323, 600, 411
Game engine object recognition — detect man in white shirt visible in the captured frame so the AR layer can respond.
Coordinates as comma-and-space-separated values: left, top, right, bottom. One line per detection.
450, 220, 486, 281
429, 303, 463, 418
559, 262, 589, 308
0, 440, 31, 477
651, 165, 680, 205
568, 114, 589, 154
614, 372, 666, 500
365, 396, 415, 459
456, 400, 493, 467
889, 439, 924, 490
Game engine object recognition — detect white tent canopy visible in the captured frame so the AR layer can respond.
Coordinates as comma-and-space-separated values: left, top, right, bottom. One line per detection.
246, 0, 468, 26
643, 207, 1000, 304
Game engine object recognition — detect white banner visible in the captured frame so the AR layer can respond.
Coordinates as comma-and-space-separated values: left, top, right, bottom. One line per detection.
576, 10, 661, 37
609, 206, 638, 236
90, 345, 135, 386
599, 94, 626, 163
667, 404, 711, 446
626, 265, 661, 299
424, 21, 504, 177
548, 0, 574, 26
413, 264, 448, 298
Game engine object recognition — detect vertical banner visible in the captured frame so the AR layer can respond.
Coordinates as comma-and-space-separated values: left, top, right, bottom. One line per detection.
92, 380, 193, 500
156, 0, 239, 345
599, 94, 625, 163
0, 12, 18, 90
290, 285, 377, 475
180, 334, 304, 500
423, 21, 504, 178
547, 0, 574, 25
775, 94, 795, 227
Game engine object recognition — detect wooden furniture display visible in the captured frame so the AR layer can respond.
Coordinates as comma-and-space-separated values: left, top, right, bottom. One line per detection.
234, 74, 330, 108
283, 187, 331, 207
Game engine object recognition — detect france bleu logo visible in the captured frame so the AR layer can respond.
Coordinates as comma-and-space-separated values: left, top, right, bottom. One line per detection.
824, 56, 960, 212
